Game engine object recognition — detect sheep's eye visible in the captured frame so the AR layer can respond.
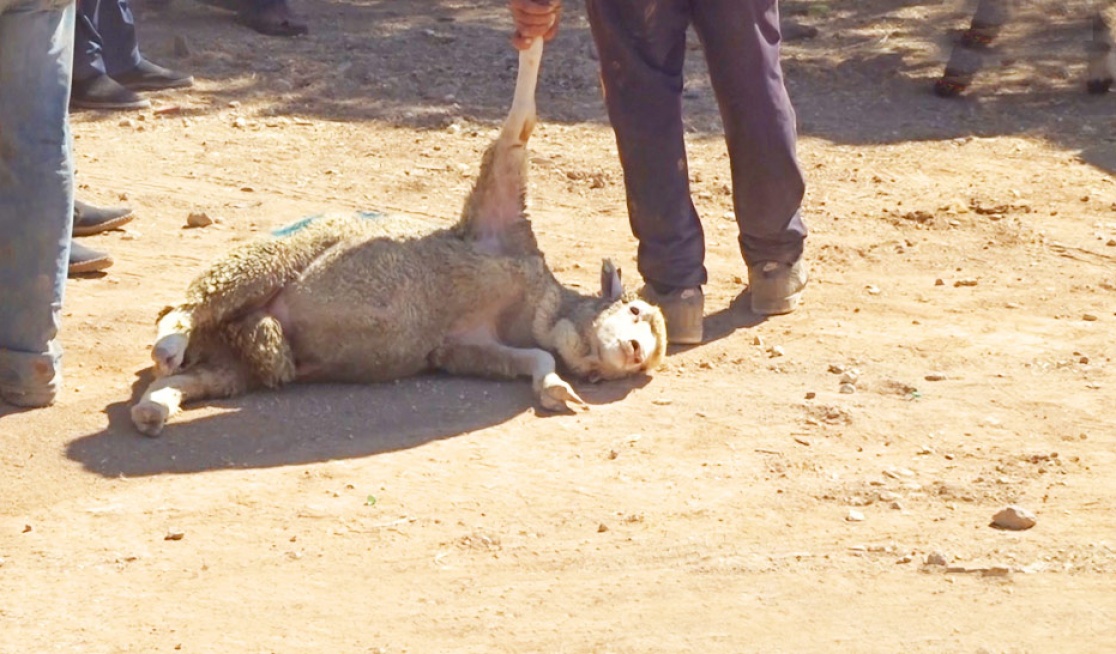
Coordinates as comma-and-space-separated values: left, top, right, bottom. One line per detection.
629, 305, 641, 317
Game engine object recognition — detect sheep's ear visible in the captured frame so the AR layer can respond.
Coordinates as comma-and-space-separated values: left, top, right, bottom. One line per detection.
156, 305, 176, 322
600, 258, 623, 301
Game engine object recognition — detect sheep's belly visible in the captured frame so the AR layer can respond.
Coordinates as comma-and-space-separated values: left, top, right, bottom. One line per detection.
276, 237, 533, 384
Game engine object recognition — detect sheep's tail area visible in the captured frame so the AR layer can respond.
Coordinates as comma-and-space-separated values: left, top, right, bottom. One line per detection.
455, 38, 544, 256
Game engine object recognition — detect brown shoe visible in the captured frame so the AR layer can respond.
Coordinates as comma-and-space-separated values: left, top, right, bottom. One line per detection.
642, 286, 704, 345
748, 259, 808, 315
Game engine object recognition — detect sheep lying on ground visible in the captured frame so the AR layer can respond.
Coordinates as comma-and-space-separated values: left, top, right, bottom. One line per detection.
934, 0, 1115, 96
131, 40, 668, 437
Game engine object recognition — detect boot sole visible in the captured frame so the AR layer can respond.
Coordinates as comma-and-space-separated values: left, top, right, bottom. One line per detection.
73, 213, 135, 237
751, 288, 803, 316
69, 256, 114, 275
71, 98, 151, 111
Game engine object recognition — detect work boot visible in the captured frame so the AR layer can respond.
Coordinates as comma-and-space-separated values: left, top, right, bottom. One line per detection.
71, 74, 150, 110
113, 59, 194, 92
69, 241, 114, 275
73, 199, 134, 237
748, 259, 808, 316
642, 286, 704, 345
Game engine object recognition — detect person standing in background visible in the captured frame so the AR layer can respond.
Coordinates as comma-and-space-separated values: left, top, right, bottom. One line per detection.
0, 0, 77, 407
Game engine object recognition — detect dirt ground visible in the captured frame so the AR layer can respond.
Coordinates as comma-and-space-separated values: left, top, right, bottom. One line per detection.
3, 0, 1116, 651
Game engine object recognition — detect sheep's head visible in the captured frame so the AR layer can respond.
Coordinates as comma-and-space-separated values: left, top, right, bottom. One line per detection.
586, 294, 667, 380
549, 260, 668, 381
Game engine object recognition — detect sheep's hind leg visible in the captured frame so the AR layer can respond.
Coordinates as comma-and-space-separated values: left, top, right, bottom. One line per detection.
222, 312, 296, 388
131, 361, 250, 437
430, 340, 587, 412
455, 38, 544, 256
1086, 9, 1114, 94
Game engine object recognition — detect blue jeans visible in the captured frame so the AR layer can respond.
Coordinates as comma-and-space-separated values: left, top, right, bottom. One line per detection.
0, 0, 75, 404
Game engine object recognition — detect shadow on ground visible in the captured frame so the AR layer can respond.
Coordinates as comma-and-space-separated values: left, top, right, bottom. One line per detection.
65, 367, 648, 477
98, 0, 1113, 178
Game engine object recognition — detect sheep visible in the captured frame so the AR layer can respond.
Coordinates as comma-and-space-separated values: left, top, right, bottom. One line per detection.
934, 0, 1115, 97
131, 40, 668, 437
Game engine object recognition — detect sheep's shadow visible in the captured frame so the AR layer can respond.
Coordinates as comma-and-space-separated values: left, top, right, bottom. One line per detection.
65, 367, 648, 478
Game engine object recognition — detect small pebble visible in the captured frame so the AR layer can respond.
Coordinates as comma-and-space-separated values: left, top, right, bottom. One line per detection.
889, 501, 904, 510
164, 530, 185, 541
866, 285, 881, 295
839, 369, 860, 384
753, 335, 764, 347
953, 279, 979, 287
804, 391, 816, 400
926, 551, 949, 566
187, 211, 214, 227
896, 554, 913, 564
597, 523, 609, 533
934, 278, 944, 286
992, 505, 1037, 530
878, 490, 900, 502
768, 345, 785, 358
838, 383, 856, 394
924, 373, 947, 382
1083, 314, 1098, 322
846, 509, 865, 522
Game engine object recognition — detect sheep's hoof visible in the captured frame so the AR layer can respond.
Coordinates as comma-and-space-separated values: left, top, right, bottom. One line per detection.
131, 400, 170, 437
152, 333, 189, 377
538, 374, 588, 413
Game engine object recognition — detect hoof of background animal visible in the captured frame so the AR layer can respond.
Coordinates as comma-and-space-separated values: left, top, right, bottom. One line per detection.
131, 400, 170, 437
151, 333, 188, 377
1086, 78, 1113, 94
538, 373, 588, 413
933, 77, 968, 98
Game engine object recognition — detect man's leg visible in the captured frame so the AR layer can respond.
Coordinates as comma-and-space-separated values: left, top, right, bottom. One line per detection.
693, 0, 807, 314
90, 0, 141, 76
71, 0, 150, 110
586, 0, 706, 343
586, 0, 702, 293
693, 0, 806, 268
73, 0, 108, 82
0, 1, 76, 407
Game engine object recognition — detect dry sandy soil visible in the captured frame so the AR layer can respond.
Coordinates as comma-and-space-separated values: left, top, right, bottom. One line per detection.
3, 0, 1116, 651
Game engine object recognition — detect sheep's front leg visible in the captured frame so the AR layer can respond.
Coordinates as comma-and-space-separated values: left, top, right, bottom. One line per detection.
430, 341, 587, 412
934, 0, 1011, 97
131, 362, 250, 437
151, 305, 194, 376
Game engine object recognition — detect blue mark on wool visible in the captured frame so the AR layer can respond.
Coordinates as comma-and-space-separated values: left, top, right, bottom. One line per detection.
271, 210, 387, 238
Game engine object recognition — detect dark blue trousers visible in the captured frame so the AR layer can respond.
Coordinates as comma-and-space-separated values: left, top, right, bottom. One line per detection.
586, 0, 806, 292
73, 0, 141, 81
